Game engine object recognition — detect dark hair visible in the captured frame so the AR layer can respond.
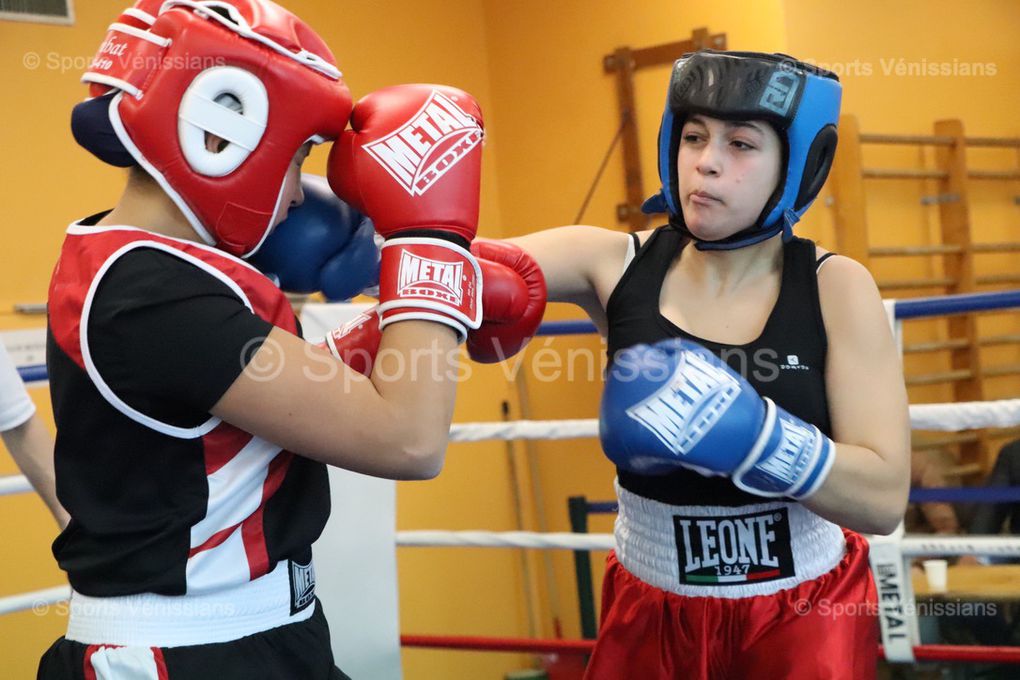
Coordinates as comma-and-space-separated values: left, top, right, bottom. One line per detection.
128, 165, 155, 185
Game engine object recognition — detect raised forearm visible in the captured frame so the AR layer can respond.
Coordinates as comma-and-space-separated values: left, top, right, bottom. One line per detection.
371, 321, 459, 479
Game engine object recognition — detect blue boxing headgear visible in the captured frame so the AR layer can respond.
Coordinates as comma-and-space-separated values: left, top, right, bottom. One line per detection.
642, 50, 842, 250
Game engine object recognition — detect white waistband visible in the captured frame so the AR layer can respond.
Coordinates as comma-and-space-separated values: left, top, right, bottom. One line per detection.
66, 560, 315, 647
614, 480, 845, 598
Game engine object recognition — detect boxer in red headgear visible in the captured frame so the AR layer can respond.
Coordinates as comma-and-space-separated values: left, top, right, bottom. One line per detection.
72, 0, 352, 256
42, 2, 546, 678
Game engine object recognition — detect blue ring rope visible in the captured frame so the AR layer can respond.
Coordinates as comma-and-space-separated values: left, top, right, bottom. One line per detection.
16, 364, 47, 384
536, 290, 1020, 338
585, 486, 1020, 514
15, 290, 1020, 377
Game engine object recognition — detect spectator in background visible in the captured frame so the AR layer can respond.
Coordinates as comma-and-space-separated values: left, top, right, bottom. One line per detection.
969, 438, 1020, 538
902, 444, 1020, 658
906, 449, 964, 535
0, 340, 67, 527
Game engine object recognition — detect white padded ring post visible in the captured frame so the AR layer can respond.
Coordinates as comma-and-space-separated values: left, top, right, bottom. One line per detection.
178, 66, 268, 177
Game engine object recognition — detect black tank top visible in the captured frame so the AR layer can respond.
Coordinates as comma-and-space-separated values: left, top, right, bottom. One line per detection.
606, 226, 835, 506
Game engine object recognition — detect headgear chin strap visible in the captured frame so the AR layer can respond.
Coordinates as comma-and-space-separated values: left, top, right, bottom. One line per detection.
643, 50, 842, 251
71, 0, 353, 258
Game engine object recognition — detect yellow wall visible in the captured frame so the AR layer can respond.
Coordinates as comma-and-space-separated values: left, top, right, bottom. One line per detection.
2, 1, 1019, 679
783, 0, 1020, 422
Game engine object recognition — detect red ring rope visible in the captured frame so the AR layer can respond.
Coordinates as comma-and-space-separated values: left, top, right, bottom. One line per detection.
402, 635, 593, 655
895, 644, 1020, 664
401, 635, 1020, 664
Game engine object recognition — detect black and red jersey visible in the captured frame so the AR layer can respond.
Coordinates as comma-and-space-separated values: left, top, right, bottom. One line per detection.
47, 216, 329, 597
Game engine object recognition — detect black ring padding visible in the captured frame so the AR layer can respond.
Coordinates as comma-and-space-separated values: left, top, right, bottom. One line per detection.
794, 124, 838, 212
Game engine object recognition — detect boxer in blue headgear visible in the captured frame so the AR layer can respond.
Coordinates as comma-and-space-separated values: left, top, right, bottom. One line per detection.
642, 50, 842, 250
493, 49, 908, 680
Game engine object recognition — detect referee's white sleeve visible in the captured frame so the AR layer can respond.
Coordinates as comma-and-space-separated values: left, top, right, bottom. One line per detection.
0, 342, 35, 432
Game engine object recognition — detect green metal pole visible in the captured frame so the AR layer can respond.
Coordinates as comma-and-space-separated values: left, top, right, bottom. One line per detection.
568, 495, 598, 640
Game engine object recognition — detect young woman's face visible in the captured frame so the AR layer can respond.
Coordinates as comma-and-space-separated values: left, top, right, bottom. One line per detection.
274, 142, 313, 227
676, 114, 782, 243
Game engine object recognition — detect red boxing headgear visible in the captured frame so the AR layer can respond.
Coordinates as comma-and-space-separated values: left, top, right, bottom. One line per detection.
78, 1, 353, 257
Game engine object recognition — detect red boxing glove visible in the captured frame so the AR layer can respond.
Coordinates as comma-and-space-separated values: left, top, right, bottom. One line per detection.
468, 240, 547, 363
328, 84, 485, 341
328, 84, 483, 242
315, 239, 547, 374
317, 307, 382, 376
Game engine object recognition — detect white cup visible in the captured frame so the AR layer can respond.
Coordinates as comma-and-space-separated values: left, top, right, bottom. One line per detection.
922, 559, 948, 593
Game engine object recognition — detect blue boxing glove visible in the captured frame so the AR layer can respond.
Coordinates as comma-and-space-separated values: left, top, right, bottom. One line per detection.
599, 339, 835, 500
251, 175, 380, 301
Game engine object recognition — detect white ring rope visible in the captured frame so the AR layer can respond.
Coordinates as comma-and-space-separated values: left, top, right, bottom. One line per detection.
396, 531, 613, 550
0, 585, 69, 617
3, 532, 1019, 618
0, 475, 31, 496
3, 399, 1020, 498
449, 419, 598, 442
899, 535, 1020, 557
448, 398, 1020, 442
393, 531, 1020, 557
909, 399, 1020, 431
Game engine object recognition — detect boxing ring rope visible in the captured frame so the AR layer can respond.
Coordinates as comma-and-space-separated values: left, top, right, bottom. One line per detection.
532, 289, 1020, 337
4, 400, 1020, 499
3, 396, 1020, 499
584, 485, 1020, 508
3, 289, 1020, 667
3, 530, 1020, 604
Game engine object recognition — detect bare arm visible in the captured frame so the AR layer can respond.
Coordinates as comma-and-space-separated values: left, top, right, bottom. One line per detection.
2, 416, 69, 527
506, 226, 632, 334
801, 256, 911, 535
212, 321, 459, 480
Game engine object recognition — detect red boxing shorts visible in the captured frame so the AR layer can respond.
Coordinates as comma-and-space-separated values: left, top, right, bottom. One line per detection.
585, 530, 877, 680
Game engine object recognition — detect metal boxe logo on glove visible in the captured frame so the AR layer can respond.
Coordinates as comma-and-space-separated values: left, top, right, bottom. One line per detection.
364, 89, 483, 197
397, 251, 465, 306
625, 352, 741, 457
337, 310, 377, 338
